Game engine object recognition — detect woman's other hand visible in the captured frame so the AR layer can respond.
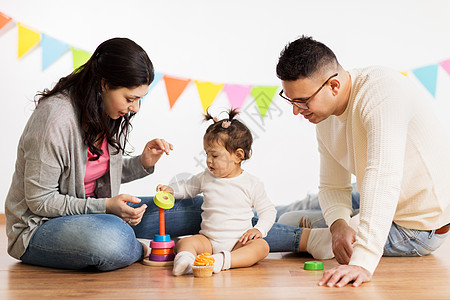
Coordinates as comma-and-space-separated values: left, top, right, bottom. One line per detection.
140, 138, 173, 169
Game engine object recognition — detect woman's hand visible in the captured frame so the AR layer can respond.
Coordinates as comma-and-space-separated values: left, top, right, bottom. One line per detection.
105, 194, 147, 226
156, 184, 174, 194
239, 228, 262, 245
140, 138, 173, 169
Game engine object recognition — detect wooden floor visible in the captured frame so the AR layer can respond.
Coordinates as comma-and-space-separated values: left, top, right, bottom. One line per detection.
1, 223, 450, 300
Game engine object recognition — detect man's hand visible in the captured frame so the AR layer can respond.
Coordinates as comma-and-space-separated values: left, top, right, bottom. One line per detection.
318, 265, 372, 287
329, 219, 356, 264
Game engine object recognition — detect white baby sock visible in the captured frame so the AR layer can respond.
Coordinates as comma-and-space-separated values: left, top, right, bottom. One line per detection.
172, 251, 195, 276
137, 239, 151, 259
212, 251, 231, 273
306, 228, 335, 260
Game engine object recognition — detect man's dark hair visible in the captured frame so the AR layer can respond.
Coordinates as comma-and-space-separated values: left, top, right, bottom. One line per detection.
276, 35, 339, 81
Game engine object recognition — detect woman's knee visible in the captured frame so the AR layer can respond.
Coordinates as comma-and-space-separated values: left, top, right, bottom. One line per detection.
61, 215, 141, 265
86, 215, 139, 254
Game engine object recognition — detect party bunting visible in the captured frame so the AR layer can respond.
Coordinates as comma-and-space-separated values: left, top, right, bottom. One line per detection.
223, 84, 252, 110
251, 86, 279, 119
41, 34, 70, 70
0, 12, 12, 31
4, 12, 450, 118
72, 47, 91, 70
163, 75, 191, 109
440, 59, 450, 76
195, 81, 224, 113
412, 64, 439, 97
18, 22, 41, 59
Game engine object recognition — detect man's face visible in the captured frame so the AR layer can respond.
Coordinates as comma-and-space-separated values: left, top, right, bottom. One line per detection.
281, 76, 340, 124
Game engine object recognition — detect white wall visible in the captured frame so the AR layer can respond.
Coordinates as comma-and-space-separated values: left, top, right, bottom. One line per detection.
1, 0, 450, 213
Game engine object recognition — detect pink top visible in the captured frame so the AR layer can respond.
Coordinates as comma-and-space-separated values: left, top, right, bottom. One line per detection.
84, 138, 110, 197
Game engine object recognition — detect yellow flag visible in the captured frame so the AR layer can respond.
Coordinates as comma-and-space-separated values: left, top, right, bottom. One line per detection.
195, 80, 224, 113
18, 22, 41, 59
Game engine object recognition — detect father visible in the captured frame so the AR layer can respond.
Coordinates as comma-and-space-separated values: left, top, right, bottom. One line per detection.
276, 36, 450, 287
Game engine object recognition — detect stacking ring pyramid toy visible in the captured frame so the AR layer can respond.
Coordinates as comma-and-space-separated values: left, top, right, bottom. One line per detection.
142, 191, 176, 267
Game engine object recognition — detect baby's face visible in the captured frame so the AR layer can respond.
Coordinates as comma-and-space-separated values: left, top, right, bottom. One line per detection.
203, 142, 242, 178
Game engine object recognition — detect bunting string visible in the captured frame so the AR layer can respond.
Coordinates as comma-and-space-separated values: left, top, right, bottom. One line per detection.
1, 11, 449, 119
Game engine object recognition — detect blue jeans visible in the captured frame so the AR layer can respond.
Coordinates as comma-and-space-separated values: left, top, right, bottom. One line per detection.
277, 191, 449, 257
21, 214, 143, 271
132, 196, 303, 253
21, 196, 303, 271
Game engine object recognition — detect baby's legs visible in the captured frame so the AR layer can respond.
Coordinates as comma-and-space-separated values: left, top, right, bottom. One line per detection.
173, 234, 212, 276
230, 238, 270, 268
176, 234, 213, 255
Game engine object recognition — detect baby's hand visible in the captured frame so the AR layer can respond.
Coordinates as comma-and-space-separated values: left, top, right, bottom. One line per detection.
239, 228, 262, 245
156, 184, 174, 194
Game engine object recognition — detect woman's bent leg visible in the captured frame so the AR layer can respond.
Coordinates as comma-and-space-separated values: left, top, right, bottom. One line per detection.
21, 214, 143, 271
132, 196, 203, 239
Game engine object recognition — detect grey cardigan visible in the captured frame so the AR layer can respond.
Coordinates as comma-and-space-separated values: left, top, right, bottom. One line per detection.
5, 93, 154, 259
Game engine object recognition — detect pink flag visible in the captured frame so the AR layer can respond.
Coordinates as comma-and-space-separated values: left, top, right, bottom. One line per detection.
223, 84, 252, 110
440, 59, 450, 76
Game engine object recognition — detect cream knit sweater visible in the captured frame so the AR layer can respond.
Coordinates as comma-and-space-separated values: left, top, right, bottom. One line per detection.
317, 66, 450, 274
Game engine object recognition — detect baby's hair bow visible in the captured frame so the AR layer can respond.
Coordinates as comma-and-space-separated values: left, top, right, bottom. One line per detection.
222, 120, 231, 128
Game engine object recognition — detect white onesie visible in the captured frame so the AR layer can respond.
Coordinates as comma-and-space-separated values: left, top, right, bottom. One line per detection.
173, 169, 276, 253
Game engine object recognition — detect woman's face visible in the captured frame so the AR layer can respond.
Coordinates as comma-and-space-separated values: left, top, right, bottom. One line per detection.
102, 83, 149, 119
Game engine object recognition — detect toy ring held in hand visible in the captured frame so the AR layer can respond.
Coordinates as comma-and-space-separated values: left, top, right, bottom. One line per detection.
154, 191, 175, 209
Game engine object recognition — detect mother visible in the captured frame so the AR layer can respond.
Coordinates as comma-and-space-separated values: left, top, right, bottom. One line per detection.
5, 37, 175, 270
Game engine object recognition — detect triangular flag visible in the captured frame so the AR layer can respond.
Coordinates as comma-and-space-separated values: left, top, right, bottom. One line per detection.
18, 22, 41, 59
163, 75, 191, 109
72, 47, 91, 70
412, 64, 439, 97
0, 11, 12, 31
439, 59, 450, 76
195, 80, 224, 113
149, 72, 163, 91
223, 84, 252, 110
251, 86, 279, 119
41, 34, 70, 70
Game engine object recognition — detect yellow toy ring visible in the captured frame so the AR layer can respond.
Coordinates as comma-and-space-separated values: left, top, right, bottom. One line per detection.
154, 191, 175, 209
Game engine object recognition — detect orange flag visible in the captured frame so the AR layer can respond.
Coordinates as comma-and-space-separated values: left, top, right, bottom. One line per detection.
0, 12, 12, 31
163, 75, 191, 109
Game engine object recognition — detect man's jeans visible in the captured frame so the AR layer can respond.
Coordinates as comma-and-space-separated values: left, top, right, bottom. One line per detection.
276, 191, 449, 257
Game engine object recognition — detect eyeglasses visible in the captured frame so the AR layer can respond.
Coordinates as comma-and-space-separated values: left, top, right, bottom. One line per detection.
279, 73, 338, 110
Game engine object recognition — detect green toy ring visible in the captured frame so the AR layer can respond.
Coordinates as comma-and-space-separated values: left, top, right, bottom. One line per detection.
154, 191, 175, 209
304, 261, 324, 271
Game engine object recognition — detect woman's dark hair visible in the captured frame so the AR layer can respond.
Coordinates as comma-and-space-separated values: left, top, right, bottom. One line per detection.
204, 108, 253, 161
276, 35, 338, 81
36, 37, 154, 160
